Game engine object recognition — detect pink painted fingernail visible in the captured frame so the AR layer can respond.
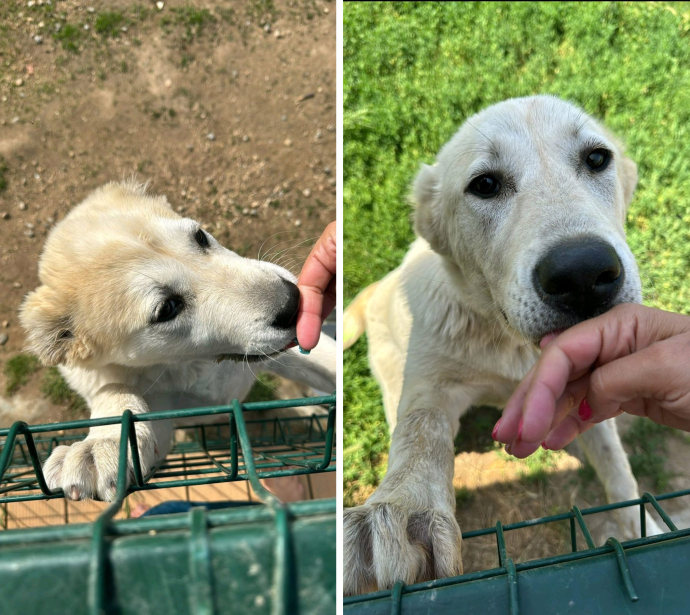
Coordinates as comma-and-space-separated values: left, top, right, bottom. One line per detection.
578, 398, 592, 422
492, 419, 501, 441
517, 418, 523, 440
541, 441, 548, 450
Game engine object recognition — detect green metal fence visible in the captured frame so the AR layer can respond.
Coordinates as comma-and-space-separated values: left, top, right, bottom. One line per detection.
344, 488, 690, 614
0, 394, 336, 615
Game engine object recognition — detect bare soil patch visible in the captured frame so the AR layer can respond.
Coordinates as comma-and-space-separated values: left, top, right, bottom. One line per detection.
0, 0, 335, 421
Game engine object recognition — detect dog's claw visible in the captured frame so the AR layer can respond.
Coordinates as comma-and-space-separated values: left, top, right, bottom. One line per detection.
69, 486, 80, 501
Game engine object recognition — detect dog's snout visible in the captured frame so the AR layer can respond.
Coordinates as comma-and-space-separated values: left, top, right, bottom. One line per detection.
271, 278, 300, 329
534, 237, 624, 319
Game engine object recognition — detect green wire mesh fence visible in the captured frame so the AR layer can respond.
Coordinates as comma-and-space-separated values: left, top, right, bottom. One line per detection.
344, 488, 690, 614
0, 394, 336, 615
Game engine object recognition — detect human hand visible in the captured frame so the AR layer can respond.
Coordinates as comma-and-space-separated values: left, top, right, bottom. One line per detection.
494, 304, 690, 458
296, 221, 336, 351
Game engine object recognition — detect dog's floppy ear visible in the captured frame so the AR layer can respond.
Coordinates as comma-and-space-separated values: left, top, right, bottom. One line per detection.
413, 163, 450, 256
619, 155, 638, 209
19, 286, 92, 366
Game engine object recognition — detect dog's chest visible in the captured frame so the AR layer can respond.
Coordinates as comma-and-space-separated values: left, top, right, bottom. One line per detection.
62, 361, 257, 414
138, 361, 257, 411
452, 344, 537, 408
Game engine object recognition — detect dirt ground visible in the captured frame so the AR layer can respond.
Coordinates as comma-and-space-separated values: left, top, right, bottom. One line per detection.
0, 0, 335, 422
453, 412, 690, 573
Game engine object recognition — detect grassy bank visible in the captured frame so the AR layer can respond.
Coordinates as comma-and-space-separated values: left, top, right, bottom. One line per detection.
344, 1, 690, 505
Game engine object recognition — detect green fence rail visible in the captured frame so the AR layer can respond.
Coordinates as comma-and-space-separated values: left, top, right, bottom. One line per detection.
0, 394, 336, 615
344, 488, 690, 614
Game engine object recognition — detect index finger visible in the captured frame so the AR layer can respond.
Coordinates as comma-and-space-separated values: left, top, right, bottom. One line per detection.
498, 320, 607, 446
516, 304, 690, 444
296, 221, 337, 350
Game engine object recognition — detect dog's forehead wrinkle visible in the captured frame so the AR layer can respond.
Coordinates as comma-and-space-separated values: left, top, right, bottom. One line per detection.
461, 118, 500, 156
444, 109, 602, 187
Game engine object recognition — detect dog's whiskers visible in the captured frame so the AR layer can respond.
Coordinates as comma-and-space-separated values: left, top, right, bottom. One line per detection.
274, 251, 310, 267
261, 234, 312, 263
265, 236, 318, 266
275, 256, 309, 273
257, 230, 301, 262
142, 365, 168, 396
260, 345, 293, 370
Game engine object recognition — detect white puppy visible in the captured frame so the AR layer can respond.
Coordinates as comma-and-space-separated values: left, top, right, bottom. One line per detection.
343, 95, 661, 595
20, 181, 335, 502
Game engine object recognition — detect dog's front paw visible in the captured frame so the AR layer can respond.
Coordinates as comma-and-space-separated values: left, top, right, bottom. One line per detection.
43, 431, 156, 502
343, 502, 463, 596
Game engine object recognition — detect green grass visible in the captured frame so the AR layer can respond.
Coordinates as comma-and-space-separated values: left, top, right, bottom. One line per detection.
53, 23, 82, 53
243, 373, 280, 403
41, 367, 87, 417
174, 7, 215, 27
454, 406, 503, 455
169, 6, 216, 40
94, 11, 126, 37
517, 447, 564, 486
578, 461, 597, 486
246, 0, 278, 24
344, 2, 690, 503
455, 486, 474, 507
4, 354, 41, 395
623, 418, 676, 490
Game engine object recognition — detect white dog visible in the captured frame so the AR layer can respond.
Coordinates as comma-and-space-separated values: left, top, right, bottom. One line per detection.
343, 95, 662, 595
20, 181, 336, 502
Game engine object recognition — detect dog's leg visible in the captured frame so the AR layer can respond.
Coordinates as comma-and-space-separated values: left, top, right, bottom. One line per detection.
577, 420, 663, 539
343, 385, 466, 595
263, 331, 336, 393
43, 384, 173, 502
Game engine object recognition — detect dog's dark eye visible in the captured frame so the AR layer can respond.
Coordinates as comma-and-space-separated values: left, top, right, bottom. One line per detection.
194, 228, 209, 248
585, 148, 611, 172
156, 297, 184, 323
468, 174, 501, 198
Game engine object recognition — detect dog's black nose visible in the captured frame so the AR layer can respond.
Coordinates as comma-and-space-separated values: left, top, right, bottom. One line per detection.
271, 278, 300, 329
534, 237, 624, 319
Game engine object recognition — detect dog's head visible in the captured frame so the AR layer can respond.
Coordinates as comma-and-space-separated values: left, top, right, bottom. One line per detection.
414, 95, 640, 343
20, 181, 299, 367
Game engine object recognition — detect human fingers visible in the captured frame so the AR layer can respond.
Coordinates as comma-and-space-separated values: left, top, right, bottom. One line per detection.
296, 222, 336, 350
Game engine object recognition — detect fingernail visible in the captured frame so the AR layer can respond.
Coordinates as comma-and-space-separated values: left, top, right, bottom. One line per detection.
541, 441, 548, 450
492, 419, 501, 441
578, 398, 592, 422
505, 444, 513, 455
294, 337, 311, 355
517, 418, 523, 440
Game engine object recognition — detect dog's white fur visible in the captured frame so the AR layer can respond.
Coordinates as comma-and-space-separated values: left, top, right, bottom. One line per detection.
20, 181, 335, 502
343, 96, 661, 595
